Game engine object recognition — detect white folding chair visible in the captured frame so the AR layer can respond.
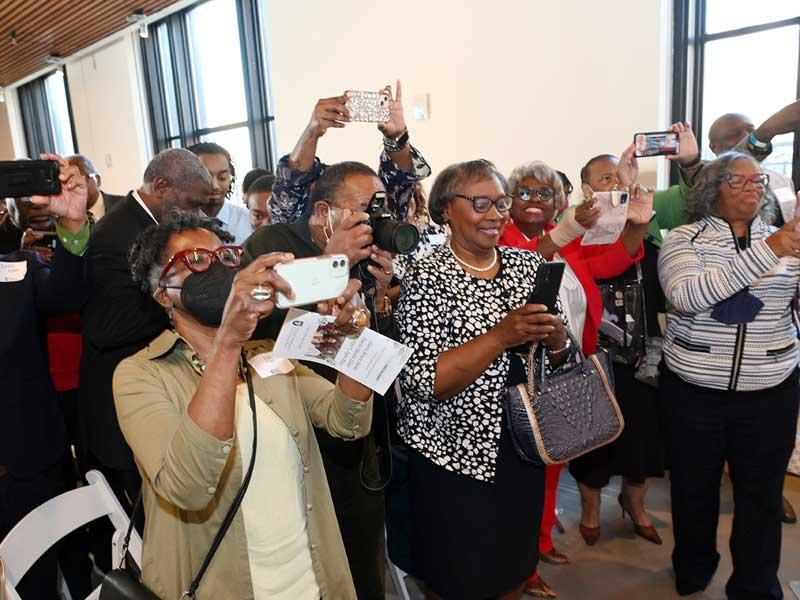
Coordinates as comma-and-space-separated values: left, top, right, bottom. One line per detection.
790, 580, 800, 599
0, 470, 143, 600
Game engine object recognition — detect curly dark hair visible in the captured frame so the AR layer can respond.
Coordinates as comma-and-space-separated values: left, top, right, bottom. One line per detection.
128, 210, 235, 296
187, 142, 237, 200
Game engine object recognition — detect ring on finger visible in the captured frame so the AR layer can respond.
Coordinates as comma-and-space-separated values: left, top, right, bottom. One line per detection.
350, 308, 369, 330
250, 284, 274, 302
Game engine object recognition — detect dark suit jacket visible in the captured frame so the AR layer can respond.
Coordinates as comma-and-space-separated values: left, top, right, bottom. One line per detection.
0, 244, 86, 476
79, 192, 169, 470
102, 192, 126, 215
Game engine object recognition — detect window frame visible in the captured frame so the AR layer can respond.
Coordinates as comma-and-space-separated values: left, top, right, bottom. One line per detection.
17, 68, 79, 158
671, 0, 800, 189
140, 0, 274, 169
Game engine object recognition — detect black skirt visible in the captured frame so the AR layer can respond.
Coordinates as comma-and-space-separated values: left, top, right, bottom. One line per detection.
569, 362, 665, 488
407, 411, 545, 599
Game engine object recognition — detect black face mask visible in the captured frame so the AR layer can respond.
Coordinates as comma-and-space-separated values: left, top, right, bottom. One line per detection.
175, 261, 235, 327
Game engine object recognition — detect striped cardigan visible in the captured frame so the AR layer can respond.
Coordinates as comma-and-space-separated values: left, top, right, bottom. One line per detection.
658, 215, 799, 391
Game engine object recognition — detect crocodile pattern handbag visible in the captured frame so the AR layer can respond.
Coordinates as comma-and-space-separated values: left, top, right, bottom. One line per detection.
504, 331, 624, 465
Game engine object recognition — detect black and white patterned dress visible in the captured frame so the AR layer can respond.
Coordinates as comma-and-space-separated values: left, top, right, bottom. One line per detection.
395, 244, 565, 598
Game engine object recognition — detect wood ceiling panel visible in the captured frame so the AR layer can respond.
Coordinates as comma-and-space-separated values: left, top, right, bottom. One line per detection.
0, 0, 178, 87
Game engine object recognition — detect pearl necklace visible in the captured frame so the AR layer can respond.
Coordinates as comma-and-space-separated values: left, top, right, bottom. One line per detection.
448, 242, 498, 272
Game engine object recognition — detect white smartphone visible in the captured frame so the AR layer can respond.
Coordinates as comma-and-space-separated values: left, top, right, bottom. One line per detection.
274, 254, 350, 309
345, 91, 390, 122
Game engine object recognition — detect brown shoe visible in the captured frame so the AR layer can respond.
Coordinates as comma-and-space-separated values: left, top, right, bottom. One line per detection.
618, 494, 663, 545
579, 523, 600, 546
540, 547, 569, 565
526, 576, 557, 598
783, 496, 797, 524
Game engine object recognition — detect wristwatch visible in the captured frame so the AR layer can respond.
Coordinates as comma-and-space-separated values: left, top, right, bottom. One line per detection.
383, 128, 409, 153
748, 131, 770, 150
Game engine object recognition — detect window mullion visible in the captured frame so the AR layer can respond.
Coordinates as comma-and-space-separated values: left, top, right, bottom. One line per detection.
170, 13, 198, 147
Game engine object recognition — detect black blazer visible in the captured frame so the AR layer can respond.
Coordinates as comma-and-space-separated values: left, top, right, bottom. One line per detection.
0, 244, 86, 476
102, 192, 126, 215
79, 192, 169, 470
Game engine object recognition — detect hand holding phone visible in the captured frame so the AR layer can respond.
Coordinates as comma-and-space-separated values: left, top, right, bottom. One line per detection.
504, 262, 566, 354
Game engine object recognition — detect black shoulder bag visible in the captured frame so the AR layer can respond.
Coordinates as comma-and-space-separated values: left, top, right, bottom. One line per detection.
100, 359, 259, 600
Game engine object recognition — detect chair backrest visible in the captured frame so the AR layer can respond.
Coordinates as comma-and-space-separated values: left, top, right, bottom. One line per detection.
0, 470, 143, 600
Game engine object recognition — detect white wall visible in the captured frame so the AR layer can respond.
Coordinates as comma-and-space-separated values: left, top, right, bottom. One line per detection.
264, 0, 672, 192
66, 35, 151, 196
2, 0, 673, 196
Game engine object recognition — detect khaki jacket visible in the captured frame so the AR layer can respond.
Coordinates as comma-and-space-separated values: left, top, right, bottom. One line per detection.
113, 330, 372, 599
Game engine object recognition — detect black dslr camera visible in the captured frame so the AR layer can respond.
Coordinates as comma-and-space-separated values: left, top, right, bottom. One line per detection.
356, 191, 420, 283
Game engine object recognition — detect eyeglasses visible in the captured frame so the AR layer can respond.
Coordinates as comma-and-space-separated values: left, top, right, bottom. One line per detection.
452, 193, 513, 213
158, 246, 243, 287
517, 187, 555, 202
724, 173, 770, 189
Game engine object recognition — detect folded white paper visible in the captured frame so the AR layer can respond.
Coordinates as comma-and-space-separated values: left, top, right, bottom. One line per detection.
272, 308, 413, 395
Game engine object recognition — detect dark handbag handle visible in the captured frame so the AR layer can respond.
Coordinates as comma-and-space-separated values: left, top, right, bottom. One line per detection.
116, 353, 259, 599
529, 328, 583, 396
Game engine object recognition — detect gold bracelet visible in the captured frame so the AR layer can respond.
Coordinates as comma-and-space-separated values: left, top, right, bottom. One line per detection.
375, 294, 393, 317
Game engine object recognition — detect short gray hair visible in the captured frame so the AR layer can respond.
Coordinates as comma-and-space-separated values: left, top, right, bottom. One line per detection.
684, 151, 777, 224
66, 154, 99, 176
508, 161, 567, 212
428, 159, 508, 225
143, 148, 211, 190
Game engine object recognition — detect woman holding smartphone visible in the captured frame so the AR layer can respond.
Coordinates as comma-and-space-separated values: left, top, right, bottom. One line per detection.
499, 159, 650, 597
114, 211, 373, 599
396, 159, 570, 600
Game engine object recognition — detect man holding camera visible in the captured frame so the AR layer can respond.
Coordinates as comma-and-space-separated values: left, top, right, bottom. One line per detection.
244, 161, 405, 599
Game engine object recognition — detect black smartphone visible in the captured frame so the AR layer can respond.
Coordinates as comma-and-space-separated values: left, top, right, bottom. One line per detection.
509, 262, 566, 354
0, 160, 61, 198
633, 131, 680, 157
526, 262, 565, 313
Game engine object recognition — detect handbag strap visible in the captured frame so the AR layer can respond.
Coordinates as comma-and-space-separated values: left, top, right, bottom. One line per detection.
184, 356, 259, 599
117, 352, 259, 600
528, 328, 584, 396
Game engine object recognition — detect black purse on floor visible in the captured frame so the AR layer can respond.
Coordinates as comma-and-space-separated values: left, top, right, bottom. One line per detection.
100, 359, 259, 600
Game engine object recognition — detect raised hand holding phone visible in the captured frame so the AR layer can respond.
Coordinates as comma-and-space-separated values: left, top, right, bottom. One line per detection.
29, 153, 87, 232
667, 122, 700, 165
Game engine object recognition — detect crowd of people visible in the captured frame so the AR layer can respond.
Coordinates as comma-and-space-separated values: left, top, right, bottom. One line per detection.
2, 79, 800, 600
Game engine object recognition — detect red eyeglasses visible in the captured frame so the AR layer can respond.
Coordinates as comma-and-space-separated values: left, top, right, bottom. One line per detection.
158, 246, 243, 287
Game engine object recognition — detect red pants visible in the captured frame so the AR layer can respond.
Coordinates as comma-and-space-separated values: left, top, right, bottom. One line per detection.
528, 464, 563, 584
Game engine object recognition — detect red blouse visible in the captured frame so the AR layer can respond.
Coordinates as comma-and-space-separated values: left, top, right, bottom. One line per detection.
499, 222, 643, 354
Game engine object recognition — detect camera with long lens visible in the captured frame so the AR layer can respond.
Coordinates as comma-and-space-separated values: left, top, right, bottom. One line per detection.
356, 191, 420, 283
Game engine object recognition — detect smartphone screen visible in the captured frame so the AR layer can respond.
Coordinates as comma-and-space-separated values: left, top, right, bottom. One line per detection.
633, 131, 679, 157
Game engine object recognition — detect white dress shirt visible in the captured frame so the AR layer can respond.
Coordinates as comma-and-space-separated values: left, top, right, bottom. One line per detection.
214, 201, 253, 245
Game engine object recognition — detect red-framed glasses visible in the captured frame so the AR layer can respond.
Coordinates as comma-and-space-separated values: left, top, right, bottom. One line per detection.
158, 246, 243, 287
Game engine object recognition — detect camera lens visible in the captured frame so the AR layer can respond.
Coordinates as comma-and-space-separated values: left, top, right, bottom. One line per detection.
372, 218, 420, 254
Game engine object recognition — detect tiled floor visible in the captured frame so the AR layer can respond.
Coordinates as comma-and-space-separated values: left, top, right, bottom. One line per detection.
385, 472, 800, 599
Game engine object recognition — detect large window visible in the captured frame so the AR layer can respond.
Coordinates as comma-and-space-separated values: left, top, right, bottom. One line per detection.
18, 69, 77, 158
141, 0, 273, 203
672, 1, 800, 187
